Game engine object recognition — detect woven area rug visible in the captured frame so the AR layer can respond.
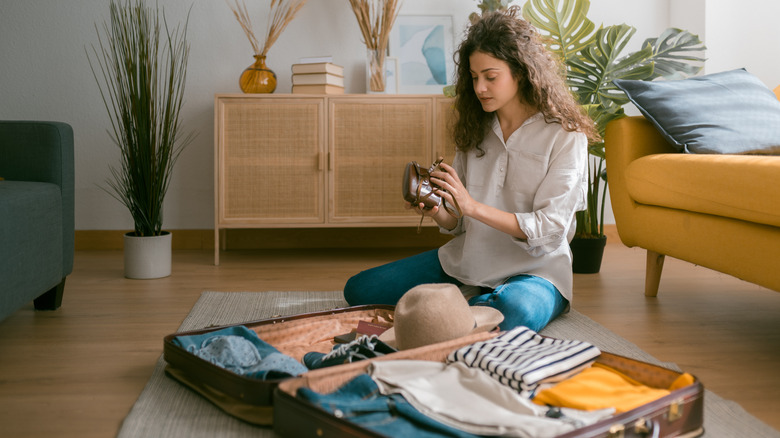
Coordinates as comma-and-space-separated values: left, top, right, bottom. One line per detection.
117, 291, 780, 438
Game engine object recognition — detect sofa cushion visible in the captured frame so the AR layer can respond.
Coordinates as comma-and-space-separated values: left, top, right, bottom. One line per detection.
613, 69, 780, 155
625, 154, 780, 227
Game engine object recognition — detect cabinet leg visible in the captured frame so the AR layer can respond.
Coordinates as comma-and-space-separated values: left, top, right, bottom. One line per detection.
214, 228, 220, 266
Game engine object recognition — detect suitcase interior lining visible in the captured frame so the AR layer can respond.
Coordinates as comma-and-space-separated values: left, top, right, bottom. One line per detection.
252, 307, 395, 362
277, 347, 698, 401
277, 331, 497, 396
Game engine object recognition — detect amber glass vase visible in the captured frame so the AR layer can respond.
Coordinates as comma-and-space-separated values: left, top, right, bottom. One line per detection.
239, 55, 277, 93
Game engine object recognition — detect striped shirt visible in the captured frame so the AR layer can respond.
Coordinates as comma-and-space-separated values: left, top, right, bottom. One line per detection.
447, 326, 600, 394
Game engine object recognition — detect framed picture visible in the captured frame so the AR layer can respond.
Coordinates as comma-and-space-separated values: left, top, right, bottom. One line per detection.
389, 15, 455, 94
384, 57, 399, 94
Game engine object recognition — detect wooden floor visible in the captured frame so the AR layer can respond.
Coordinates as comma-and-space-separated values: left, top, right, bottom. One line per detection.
0, 241, 778, 437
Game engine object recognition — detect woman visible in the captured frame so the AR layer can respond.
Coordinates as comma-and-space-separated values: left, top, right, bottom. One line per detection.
343, 7, 599, 332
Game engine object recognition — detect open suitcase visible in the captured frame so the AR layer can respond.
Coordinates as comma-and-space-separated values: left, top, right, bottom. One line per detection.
163, 305, 704, 437
272, 331, 705, 438
162, 304, 395, 425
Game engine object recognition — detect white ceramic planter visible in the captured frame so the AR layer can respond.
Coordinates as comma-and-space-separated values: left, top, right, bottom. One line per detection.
124, 231, 172, 279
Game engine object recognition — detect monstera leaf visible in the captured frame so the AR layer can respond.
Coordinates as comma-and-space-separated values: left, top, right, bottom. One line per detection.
643, 28, 707, 79
521, 0, 597, 66
568, 24, 654, 112
576, 27, 705, 113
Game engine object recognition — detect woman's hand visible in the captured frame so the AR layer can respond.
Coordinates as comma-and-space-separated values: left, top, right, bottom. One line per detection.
403, 200, 441, 218
430, 162, 474, 217
404, 198, 456, 230
431, 162, 528, 239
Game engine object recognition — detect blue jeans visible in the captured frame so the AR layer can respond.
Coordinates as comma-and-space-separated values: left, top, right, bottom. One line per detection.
172, 326, 308, 379
297, 373, 479, 438
344, 249, 568, 332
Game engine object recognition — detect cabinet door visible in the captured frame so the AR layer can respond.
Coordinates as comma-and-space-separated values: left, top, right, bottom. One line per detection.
329, 97, 431, 225
217, 97, 325, 226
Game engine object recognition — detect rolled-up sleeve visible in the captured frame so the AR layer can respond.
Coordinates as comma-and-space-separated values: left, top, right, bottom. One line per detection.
514, 131, 588, 256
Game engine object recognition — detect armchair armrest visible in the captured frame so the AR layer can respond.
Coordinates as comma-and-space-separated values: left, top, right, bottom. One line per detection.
0, 121, 74, 188
0, 121, 75, 274
605, 116, 676, 164
604, 116, 675, 248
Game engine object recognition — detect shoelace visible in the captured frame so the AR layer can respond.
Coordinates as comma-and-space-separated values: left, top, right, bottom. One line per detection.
322, 334, 379, 361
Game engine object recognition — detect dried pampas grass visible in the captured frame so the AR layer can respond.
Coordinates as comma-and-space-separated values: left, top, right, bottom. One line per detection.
348, 0, 403, 91
348, 0, 402, 52
227, 0, 307, 57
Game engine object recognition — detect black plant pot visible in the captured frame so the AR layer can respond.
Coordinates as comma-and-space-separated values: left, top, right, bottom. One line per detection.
570, 235, 607, 274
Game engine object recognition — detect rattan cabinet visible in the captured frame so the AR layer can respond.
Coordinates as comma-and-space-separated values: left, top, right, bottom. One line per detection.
214, 94, 455, 263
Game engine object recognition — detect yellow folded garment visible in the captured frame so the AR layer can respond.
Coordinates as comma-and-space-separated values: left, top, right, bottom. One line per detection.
533, 363, 694, 413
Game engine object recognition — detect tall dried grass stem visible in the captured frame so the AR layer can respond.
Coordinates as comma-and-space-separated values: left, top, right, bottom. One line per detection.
348, 0, 402, 51
227, 0, 307, 57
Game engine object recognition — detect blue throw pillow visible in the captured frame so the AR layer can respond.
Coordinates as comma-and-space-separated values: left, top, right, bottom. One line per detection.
613, 69, 780, 154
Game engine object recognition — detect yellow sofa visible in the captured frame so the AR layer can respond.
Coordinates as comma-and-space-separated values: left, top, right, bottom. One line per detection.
605, 88, 780, 296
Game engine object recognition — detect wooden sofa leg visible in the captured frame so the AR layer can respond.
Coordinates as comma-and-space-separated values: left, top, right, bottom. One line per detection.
33, 278, 66, 310
645, 251, 665, 297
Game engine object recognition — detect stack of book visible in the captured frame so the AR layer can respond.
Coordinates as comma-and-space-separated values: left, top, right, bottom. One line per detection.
291, 59, 345, 94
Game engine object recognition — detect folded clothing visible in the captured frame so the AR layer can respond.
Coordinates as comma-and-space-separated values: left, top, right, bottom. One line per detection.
173, 326, 308, 379
447, 326, 601, 395
370, 360, 614, 438
303, 334, 397, 370
533, 363, 696, 413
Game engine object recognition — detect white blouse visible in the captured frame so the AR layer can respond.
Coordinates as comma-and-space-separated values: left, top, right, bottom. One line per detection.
438, 112, 588, 302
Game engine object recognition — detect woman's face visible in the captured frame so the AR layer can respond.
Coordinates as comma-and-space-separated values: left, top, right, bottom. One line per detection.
469, 50, 519, 113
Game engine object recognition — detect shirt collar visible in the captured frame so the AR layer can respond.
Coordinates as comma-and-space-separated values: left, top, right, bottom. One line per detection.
490, 112, 543, 143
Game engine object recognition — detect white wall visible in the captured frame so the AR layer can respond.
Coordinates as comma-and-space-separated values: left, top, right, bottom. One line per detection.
0, 0, 776, 231
703, 0, 780, 86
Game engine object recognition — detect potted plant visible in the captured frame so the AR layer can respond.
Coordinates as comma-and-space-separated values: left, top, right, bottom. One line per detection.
522, 0, 704, 273
88, 0, 195, 279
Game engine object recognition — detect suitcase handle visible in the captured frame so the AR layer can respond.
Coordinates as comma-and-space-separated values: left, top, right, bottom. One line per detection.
608, 417, 659, 438
635, 418, 660, 438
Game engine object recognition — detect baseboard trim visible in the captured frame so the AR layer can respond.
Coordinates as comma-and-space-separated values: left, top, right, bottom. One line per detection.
76, 227, 452, 250
75, 225, 620, 251
75, 230, 214, 250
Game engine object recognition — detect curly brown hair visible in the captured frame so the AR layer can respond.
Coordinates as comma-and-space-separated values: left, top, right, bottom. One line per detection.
452, 6, 599, 154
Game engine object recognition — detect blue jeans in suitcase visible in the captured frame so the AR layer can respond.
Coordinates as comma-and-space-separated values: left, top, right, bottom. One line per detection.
297, 373, 479, 437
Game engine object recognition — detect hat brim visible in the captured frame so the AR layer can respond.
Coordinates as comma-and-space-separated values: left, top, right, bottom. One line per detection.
379, 305, 504, 349
471, 305, 505, 332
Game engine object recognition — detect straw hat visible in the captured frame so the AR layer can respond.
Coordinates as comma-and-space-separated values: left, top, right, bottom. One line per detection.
379, 283, 504, 350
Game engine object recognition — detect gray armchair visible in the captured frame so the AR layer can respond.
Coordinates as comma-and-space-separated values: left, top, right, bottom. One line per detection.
0, 121, 74, 322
